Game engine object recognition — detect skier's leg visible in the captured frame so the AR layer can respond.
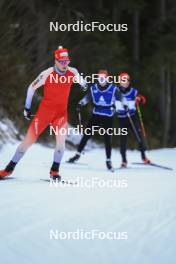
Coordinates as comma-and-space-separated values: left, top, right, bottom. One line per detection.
104, 133, 112, 159
130, 115, 145, 157
104, 133, 113, 170
77, 115, 96, 153
68, 115, 96, 163
102, 116, 113, 169
12, 115, 49, 162
50, 115, 67, 174
120, 135, 128, 165
102, 116, 113, 159
118, 117, 128, 166
5, 111, 50, 173
77, 134, 92, 153
130, 115, 149, 162
68, 133, 92, 163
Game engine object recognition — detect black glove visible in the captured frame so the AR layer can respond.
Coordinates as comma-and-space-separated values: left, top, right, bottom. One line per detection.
24, 108, 31, 120
123, 104, 129, 112
82, 84, 88, 92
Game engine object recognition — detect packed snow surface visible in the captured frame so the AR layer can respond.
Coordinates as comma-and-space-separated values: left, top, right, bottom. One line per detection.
0, 143, 176, 264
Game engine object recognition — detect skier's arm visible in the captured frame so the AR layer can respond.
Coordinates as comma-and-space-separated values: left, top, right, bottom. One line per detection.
24, 68, 53, 120
114, 87, 127, 111
24, 72, 45, 110
25, 67, 53, 109
76, 72, 88, 91
79, 92, 91, 106
25, 86, 35, 110
68, 67, 88, 91
76, 92, 91, 112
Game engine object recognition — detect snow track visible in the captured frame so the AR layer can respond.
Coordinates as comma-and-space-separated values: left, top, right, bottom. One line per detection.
0, 143, 176, 264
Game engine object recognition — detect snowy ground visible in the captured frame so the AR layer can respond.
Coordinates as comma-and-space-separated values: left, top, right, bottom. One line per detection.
0, 143, 176, 264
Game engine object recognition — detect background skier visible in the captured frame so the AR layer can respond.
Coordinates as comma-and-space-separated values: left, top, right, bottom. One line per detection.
115, 72, 150, 168
68, 70, 116, 171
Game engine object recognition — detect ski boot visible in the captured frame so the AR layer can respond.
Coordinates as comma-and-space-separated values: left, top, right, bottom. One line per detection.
142, 157, 150, 164
0, 161, 16, 179
50, 170, 61, 182
120, 161, 127, 168
67, 152, 81, 163
49, 162, 61, 182
106, 159, 114, 172
0, 170, 13, 178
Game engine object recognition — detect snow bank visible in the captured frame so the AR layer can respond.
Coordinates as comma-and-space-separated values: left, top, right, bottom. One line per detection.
0, 118, 19, 148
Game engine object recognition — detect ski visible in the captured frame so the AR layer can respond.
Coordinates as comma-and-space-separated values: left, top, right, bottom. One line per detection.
108, 168, 115, 173
0, 177, 15, 181
115, 167, 132, 170
132, 162, 173, 171
64, 161, 88, 166
40, 179, 78, 185
65, 161, 115, 172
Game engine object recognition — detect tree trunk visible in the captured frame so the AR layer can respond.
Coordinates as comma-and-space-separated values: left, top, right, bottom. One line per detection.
112, 2, 119, 24
36, 8, 48, 71
163, 66, 171, 146
160, 0, 166, 20
133, 9, 140, 77
32, 4, 48, 102
158, 0, 171, 146
159, 66, 166, 123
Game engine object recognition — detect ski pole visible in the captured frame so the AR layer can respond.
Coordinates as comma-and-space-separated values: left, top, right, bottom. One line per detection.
78, 111, 82, 128
127, 112, 142, 143
76, 105, 82, 133
137, 104, 149, 149
137, 105, 147, 138
124, 105, 142, 144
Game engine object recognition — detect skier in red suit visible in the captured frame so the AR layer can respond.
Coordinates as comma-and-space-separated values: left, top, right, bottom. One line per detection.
0, 46, 87, 180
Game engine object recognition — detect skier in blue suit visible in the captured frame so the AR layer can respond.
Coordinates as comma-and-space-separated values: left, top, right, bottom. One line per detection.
68, 70, 117, 171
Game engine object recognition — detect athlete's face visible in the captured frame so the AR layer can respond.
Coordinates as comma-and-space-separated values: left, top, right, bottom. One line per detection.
55, 59, 70, 72
98, 74, 108, 86
120, 78, 130, 88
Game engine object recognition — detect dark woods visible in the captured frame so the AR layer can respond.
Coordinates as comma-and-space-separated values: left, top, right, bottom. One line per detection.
0, 0, 176, 147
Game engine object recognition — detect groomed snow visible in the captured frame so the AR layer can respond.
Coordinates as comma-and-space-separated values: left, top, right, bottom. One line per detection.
0, 143, 176, 264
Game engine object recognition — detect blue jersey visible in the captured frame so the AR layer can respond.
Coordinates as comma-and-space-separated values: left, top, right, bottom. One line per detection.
115, 86, 138, 117
90, 83, 117, 117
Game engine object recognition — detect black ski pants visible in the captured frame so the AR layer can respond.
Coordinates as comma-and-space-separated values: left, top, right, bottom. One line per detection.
118, 114, 146, 162
78, 114, 113, 160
